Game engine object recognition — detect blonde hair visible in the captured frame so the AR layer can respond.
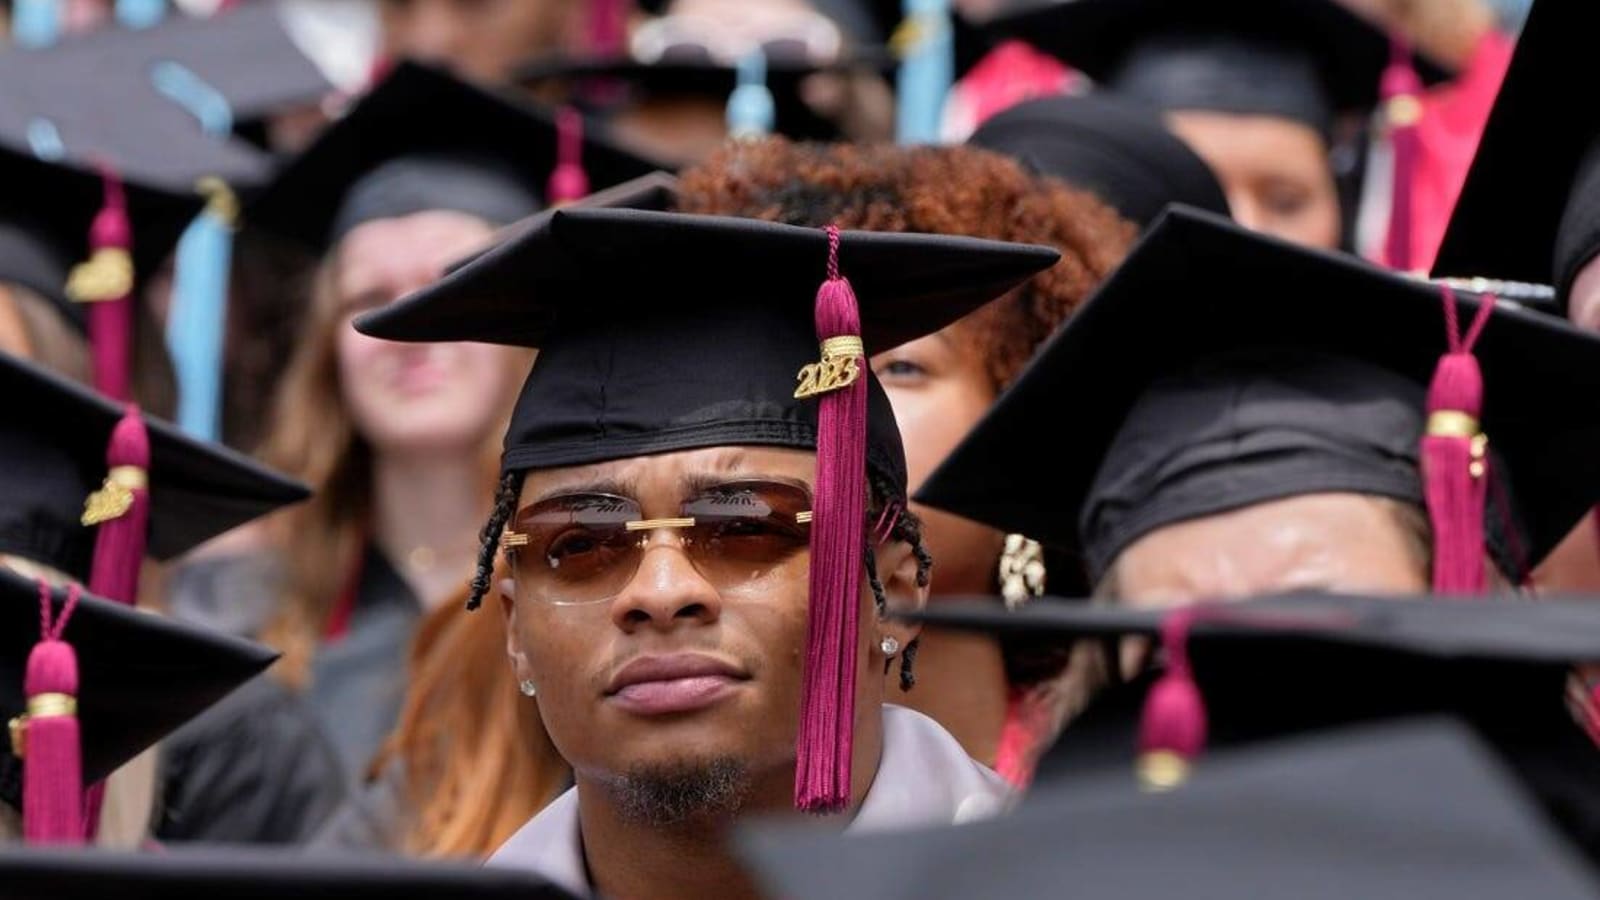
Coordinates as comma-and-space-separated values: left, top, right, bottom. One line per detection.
375, 575, 567, 858
254, 252, 523, 686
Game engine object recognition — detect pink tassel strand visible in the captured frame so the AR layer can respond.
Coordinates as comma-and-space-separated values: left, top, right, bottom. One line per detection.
21, 580, 84, 845
68, 165, 136, 401
1137, 607, 1206, 791
547, 106, 591, 205
1423, 287, 1497, 595
1381, 38, 1424, 273
794, 225, 869, 814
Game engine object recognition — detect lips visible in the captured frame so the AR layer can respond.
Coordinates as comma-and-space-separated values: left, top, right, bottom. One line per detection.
605, 654, 749, 716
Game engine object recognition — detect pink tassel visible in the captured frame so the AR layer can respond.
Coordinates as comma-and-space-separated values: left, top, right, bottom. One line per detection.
1422, 287, 1496, 595
794, 226, 869, 814
65, 165, 136, 401
546, 107, 591, 206
78, 405, 149, 839
1381, 38, 1424, 273
1137, 607, 1206, 791
21, 580, 84, 845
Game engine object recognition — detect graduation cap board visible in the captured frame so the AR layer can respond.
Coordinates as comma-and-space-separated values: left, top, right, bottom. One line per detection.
966, 92, 1231, 228
739, 717, 1600, 900
1431, 0, 1600, 313
0, 846, 579, 900
247, 61, 669, 253
904, 592, 1600, 860
0, 566, 277, 807
356, 207, 1058, 812
0, 141, 201, 325
0, 349, 310, 583
989, 0, 1445, 137
0, 1, 327, 191
916, 206, 1600, 590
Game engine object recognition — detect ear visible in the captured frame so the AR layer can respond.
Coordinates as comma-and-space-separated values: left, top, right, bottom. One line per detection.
873, 539, 926, 656
500, 577, 533, 683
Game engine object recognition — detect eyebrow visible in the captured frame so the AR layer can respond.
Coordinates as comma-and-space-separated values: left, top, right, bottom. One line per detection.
525, 471, 814, 508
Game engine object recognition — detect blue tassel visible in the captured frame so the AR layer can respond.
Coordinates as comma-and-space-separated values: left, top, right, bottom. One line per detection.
893, 0, 954, 145
726, 49, 775, 139
167, 179, 237, 442
116, 0, 165, 30
12, 0, 62, 49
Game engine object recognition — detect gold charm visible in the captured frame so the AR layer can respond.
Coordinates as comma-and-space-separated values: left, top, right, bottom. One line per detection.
998, 533, 1046, 609
81, 465, 147, 526
794, 335, 864, 399
197, 176, 240, 228
66, 247, 134, 303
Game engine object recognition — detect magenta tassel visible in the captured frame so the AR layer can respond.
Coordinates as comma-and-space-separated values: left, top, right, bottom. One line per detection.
66, 165, 136, 402
21, 581, 84, 845
1422, 288, 1496, 595
1381, 38, 1424, 272
1136, 607, 1206, 790
794, 226, 869, 814
546, 106, 591, 205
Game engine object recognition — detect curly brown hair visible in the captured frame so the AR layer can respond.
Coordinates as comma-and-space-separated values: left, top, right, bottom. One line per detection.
676, 137, 1137, 391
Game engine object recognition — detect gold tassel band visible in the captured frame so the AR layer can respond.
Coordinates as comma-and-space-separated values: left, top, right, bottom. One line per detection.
66, 247, 135, 303
81, 465, 148, 526
1425, 410, 1480, 439
9, 694, 77, 757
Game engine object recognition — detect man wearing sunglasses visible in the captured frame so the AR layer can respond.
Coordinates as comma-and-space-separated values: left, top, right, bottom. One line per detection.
354, 209, 1058, 899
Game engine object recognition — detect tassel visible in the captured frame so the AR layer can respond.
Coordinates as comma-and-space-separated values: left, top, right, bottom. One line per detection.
546, 107, 591, 206
11, 0, 61, 48
66, 166, 136, 402
82, 405, 151, 607
793, 226, 869, 814
726, 49, 776, 140
1381, 38, 1424, 273
1422, 286, 1497, 595
1137, 607, 1206, 791
892, 0, 954, 145
168, 178, 238, 440
115, 0, 164, 29
16, 581, 84, 845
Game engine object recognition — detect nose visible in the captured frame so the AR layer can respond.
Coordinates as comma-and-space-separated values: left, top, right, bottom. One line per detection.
609, 531, 724, 633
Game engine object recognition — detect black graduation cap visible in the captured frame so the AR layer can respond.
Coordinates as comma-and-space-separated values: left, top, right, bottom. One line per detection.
247, 61, 669, 253
0, 349, 310, 583
739, 717, 1600, 900
1431, 0, 1600, 312
356, 207, 1058, 478
0, 1, 326, 191
990, 0, 1445, 136
0, 846, 578, 900
513, 53, 889, 142
965, 92, 1231, 228
356, 207, 1057, 812
0, 566, 277, 801
906, 592, 1600, 860
916, 206, 1600, 589
0, 141, 201, 329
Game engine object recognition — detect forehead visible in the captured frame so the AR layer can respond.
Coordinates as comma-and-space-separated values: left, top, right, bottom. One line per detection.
335, 211, 496, 276
519, 445, 818, 501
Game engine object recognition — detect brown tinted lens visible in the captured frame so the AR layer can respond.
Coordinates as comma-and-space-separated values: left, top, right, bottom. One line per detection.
513, 494, 641, 604
683, 481, 811, 582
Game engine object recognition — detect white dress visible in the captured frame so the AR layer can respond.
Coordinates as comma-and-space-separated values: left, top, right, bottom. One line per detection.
487, 704, 1013, 897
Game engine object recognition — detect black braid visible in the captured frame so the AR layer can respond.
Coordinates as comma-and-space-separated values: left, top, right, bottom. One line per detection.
469, 470, 525, 611
865, 469, 932, 692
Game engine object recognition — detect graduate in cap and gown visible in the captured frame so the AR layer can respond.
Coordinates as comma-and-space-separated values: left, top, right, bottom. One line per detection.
991, 0, 1446, 253
351, 208, 1057, 897
921, 205, 1600, 609
167, 61, 665, 787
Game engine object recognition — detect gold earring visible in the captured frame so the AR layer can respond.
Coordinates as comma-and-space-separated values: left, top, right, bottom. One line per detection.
998, 533, 1046, 609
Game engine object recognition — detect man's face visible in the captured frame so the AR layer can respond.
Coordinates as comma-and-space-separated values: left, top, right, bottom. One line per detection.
499, 445, 914, 812
1104, 492, 1431, 607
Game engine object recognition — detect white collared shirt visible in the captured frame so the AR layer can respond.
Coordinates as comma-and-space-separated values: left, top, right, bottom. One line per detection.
488, 704, 1012, 897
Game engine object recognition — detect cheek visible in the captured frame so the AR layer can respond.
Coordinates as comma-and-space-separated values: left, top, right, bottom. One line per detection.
335, 319, 384, 409
883, 379, 992, 492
